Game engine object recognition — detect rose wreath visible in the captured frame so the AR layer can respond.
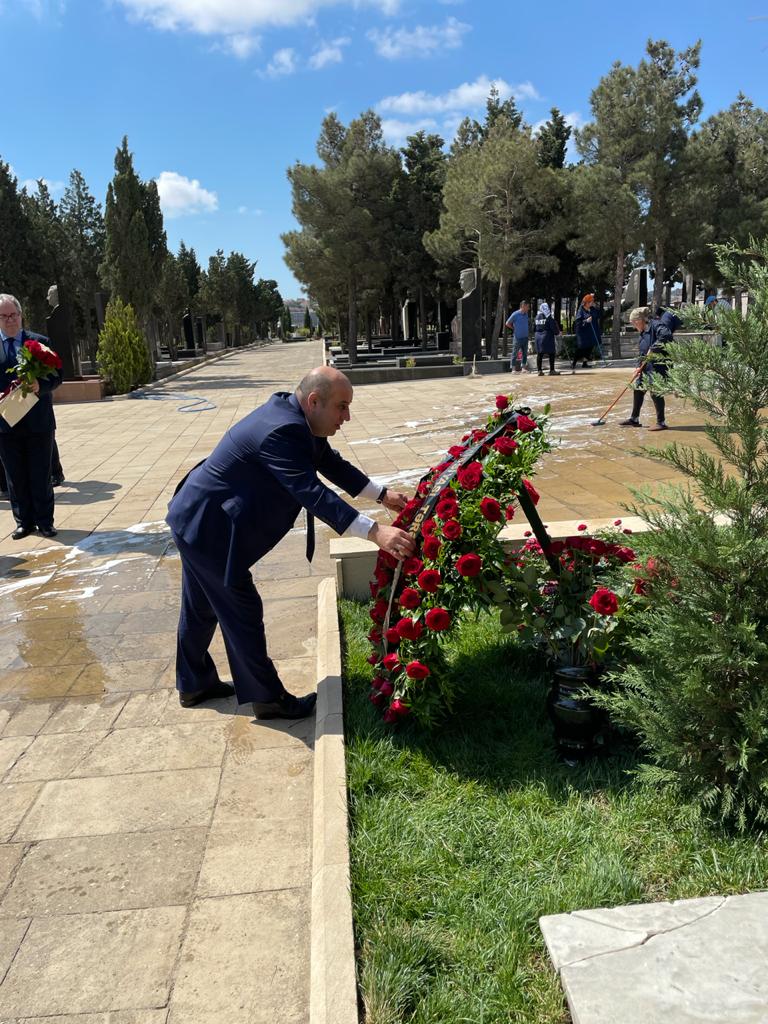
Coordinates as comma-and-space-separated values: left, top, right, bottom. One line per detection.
3, 339, 62, 398
367, 394, 551, 726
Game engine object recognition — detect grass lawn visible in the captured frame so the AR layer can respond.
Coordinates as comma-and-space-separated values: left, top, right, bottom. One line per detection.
341, 599, 768, 1024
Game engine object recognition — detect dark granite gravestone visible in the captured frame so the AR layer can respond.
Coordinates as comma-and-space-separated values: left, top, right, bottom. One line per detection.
45, 284, 81, 380
195, 317, 206, 351
182, 309, 195, 350
457, 268, 482, 361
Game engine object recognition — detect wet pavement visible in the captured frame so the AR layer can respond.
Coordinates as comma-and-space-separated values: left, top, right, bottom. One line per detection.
0, 342, 713, 1021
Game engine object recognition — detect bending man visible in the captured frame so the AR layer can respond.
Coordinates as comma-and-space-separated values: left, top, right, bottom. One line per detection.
167, 366, 415, 721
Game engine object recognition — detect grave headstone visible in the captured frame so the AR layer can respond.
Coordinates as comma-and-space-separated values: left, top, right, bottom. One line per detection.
45, 284, 81, 380
456, 268, 482, 361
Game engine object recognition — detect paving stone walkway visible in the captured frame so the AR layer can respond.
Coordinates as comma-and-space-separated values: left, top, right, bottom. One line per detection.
0, 343, 714, 1021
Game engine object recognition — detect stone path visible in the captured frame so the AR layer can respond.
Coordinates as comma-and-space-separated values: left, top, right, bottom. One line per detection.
0, 343, 715, 1021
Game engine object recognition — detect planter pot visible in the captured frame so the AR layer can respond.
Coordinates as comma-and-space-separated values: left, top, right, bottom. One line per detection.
546, 665, 607, 765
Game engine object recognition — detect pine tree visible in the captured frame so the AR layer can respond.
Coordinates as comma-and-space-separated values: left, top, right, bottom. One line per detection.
177, 242, 202, 307
596, 238, 768, 829
0, 161, 34, 305
59, 169, 105, 361
156, 254, 189, 358
537, 107, 571, 169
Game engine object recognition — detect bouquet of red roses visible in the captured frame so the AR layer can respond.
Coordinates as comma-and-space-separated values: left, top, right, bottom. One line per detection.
4, 339, 62, 397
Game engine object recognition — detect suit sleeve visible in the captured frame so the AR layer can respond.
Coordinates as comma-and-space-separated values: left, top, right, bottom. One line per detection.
259, 423, 359, 535
37, 368, 62, 396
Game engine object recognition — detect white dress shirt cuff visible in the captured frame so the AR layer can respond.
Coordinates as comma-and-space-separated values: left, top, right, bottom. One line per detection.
359, 479, 384, 501
345, 513, 376, 540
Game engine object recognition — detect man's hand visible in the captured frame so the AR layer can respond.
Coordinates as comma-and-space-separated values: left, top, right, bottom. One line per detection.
31, 379, 40, 395
368, 522, 415, 560
382, 490, 408, 512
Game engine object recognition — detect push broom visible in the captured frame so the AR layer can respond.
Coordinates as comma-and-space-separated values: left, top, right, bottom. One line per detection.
591, 358, 647, 426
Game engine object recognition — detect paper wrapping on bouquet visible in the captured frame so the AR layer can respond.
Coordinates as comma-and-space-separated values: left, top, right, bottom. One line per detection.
0, 387, 39, 427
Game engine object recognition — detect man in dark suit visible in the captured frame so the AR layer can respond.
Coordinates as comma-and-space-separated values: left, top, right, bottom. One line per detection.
167, 365, 416, 721
0, 293, 62, 539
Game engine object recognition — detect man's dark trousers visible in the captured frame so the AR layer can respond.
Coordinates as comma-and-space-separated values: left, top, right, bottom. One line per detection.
173, 533, 283, 705
0, 431, 55, 530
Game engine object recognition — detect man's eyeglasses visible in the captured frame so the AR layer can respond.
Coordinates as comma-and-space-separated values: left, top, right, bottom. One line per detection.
0, 313, 21, 321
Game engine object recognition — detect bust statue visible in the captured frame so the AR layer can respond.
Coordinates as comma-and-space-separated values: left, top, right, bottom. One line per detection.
459, 268, 477, 298
45, 282, 80, 379
47, 284, 59, 309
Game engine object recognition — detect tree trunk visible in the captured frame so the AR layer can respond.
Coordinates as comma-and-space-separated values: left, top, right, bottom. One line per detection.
347, 281, 358, 365
419, 286, 428, 350
365, 312, 373, 350
491, 273, 508, 360
652, 238, 665, 312
611, 247, 624, 359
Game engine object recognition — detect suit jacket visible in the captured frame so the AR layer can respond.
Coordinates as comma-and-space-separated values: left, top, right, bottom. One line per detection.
167, 391, 370, 585
0, 330, 62, 435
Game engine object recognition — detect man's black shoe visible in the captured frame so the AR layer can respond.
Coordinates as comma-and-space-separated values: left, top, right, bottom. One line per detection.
39, 527, 58, 538
619, 418, 642, 427
12, 526, 33, 540
252, 691, 317, 721
179, 682, 236, 707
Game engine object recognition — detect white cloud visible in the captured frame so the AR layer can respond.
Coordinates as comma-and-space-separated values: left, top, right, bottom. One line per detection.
20, 177, 65, 197
115, 0, 397, 35
238, 205, 264, 215
263, 46, 297, 76
380, 117, 439, 146
378, 75, 540, 117
155, 171, 218, 218
216, 33, 261, 58
308, 35, 350, 69
368, 16, 469, 60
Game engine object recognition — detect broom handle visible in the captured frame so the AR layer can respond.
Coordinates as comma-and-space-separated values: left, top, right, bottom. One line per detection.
595, 357, 648, 422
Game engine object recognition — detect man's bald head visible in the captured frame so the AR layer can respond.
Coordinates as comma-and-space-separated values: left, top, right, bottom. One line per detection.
296, 365, 354, 437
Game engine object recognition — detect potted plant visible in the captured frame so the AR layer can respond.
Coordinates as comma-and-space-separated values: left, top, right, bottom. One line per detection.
510, 526, 639, 762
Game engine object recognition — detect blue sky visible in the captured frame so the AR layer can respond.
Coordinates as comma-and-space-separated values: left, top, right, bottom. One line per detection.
3, 0, 767, 299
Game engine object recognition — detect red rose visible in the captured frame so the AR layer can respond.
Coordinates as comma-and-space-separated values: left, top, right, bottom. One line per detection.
403, 556, 423, 576
436, 499, 459, 520
442, 519, 462, 541
422, 535, 441, 559
523, 530, 532, 538
456, 461, 483, 490
480, 497, 502, 522
374, 566, 391, 588
434, 461, 451, 474
371, 675, 386, 690
522, 479, 540, 505
495, 394, 510, 410
547, 541, 565, 556
370, 690, 386, 707
396, 617, 423, 641
623, 528, 633, 535
515, 414, 537, 433
384, 627, 400, 645
577, 523, 587, 531
422, 518, 436, 537
417, 480, 430, 497
470, 429, 488, 442
370, 599, 388, 624
367, 652, 379, 665
448, 445, 466, 458
378, 551, 398, 570
367, 627, 382, 644
398, 587, 421, 610
417, 568, 441, 593
589, 587, 619, 616
456, 552, 482, 577
614, 519, 622, 526
633, 578, 648, 596
425, 607, 451, 631
613, 546, 637, 563
379, 680, 394, 698
405, 661, 430, 680
493, 436, 518, 456
505, 504, 515, 521
384, 698, 411, 721
382, 652, 401, 672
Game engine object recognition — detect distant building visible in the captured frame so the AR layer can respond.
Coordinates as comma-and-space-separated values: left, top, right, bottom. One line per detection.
286, 298, 318, 329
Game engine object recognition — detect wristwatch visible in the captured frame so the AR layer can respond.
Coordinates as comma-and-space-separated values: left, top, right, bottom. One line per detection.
376, 486, 388, 504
